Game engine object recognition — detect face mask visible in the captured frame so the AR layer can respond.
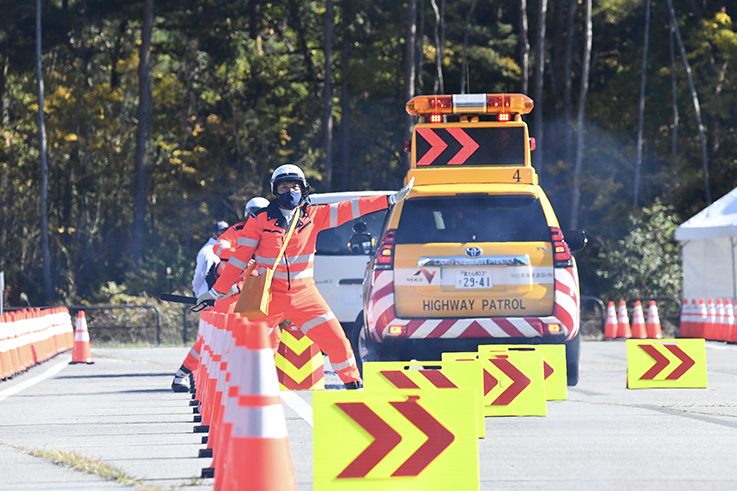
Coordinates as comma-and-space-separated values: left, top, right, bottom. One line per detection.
277, 190, 302, 209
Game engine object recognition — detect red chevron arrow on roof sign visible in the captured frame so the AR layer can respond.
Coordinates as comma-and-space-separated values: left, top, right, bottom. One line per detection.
335, 395, 455, 478
446, 128, 480, 165
416, 127, 480, 166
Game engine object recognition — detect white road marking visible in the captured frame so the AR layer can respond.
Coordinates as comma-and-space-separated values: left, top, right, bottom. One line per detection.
0, 358, 70, 403
280, 391, 314, 427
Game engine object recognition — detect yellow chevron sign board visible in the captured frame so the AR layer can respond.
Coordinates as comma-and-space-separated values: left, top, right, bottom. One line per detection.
442, 351, 546, 416
275, 328, 325, 390
362, 360, 485, 438
478, 344, 567, 401
313, 390, 479, 491
626, 339, 707, 389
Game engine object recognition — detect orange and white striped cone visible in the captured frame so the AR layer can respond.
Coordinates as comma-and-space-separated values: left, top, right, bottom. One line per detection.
646, 301, 663, 339
728, 299, 737, 343
695, 298, 707, 338
715, 299, 727, 341
70, 311, 94, 364
630, 301, 647, 339
616, 301, 632, 338
678, 299, 690, 338
704, 298, 716, 340
219, 316, 297, 491
604, 301, 618, 339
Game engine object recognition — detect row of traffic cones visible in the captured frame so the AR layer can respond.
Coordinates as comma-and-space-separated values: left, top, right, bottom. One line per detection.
604, 300, 663, 339
1, 307, 78, 380
678, 298, 737, 342
184, 310, 297, 491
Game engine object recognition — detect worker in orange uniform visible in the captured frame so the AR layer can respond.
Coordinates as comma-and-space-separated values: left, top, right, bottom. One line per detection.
197, 164, 413, 389
170, 198, 269, 393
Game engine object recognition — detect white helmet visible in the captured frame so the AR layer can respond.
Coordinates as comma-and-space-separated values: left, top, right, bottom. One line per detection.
270, 164, 310, 195
245, 197, 270, 216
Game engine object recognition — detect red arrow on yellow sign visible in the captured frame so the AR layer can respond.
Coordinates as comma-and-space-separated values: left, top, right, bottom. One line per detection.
626, 339, 707, 389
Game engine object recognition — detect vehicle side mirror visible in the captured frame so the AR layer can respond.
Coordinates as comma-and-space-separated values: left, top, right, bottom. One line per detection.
563, 230, 587, 252
348, 221, 374, 255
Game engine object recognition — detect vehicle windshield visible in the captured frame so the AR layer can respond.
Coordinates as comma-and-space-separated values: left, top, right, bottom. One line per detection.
316, 209, 388, 255
395, 195, 549, 244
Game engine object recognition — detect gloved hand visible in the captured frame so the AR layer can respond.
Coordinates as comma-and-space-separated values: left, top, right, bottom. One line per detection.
388, 177, 414, 205
195, 288, 223, 308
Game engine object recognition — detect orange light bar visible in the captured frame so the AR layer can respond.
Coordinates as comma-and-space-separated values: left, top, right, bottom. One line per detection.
406, 93, 534, 116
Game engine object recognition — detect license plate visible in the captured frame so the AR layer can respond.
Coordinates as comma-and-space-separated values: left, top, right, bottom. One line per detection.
455, 270, 493, 289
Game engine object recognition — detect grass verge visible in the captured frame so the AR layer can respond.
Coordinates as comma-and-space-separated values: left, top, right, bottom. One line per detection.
16, 446, 165, 491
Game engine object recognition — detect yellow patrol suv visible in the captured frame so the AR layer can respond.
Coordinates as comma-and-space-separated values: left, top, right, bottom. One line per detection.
356, 93, 586, 385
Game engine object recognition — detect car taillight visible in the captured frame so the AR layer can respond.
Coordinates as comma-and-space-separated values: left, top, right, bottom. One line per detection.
374, 229, 396, 270
549, 227, 573, 268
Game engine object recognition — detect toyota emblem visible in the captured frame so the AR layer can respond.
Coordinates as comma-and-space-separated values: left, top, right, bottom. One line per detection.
465, 246, 482, 258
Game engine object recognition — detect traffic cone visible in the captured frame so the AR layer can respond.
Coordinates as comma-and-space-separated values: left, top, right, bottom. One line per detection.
218, 316, 297, 491
728, 299, 737, 343
631, 301, 647, 339
704, 298, 716, 340
616, 301, 632, 338
70, 311, 94, 364
604, 301, 618, 339
678, 299, 691, 338
646, 300, 663, 339
715, 299, 727, 341
695, 298, 707, 338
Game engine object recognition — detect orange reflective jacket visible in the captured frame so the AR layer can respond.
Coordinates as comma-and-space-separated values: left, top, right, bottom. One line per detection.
212, 221, 247, 273
213, 195, 389, 294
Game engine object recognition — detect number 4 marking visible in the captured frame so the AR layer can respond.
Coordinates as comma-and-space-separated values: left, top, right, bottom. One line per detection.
513, 170, 521, 182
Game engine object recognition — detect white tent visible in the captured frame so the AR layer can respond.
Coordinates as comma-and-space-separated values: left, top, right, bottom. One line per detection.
675, 188, 737, 300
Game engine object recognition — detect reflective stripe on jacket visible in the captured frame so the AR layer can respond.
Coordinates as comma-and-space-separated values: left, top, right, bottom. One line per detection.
213, 195, 389, 294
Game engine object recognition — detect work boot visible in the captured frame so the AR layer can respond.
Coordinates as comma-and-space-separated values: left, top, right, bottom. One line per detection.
344, 381, 362, 390
171, 366, 192, 393
171, 375, 189, 393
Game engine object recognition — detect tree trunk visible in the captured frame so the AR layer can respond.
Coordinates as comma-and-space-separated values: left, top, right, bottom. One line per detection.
37, 0, 52, 302
633, 0, 651, 208
669, 15, 678, 202
132, 0, 154, 266
665, 0, 710, 203
460, 0, 478, 94
323, 0, 334, 191
430, 0, 443, 94
569, 0, 591, 230
405, 0, 417, 169
520, 0, 530, 94
340, 0, 352, 191
417, 0, 425, 94
532, 0, 548, 170
563, 0, 576, 166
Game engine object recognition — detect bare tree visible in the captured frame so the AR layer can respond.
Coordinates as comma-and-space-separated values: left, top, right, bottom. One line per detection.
340, 0, 352, 190
668, 14, 679, 201
665, 0, 710, 203
37, 0, 52, 302
520, 0, 530, 94
430, 0, 443, 94
460, 0, 478, 94
324, 0, 334, 191
405, 0, 417, 168
532, 0, 548, 170
569, 0, 592, 230
132, 0, 154, 266
633, 0, 652, 208
563, 0, 577, 166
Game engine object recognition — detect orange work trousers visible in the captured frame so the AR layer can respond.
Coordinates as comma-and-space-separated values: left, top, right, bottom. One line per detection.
262, 285, 360, 384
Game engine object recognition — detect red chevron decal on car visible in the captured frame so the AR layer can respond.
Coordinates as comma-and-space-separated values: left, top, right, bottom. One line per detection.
416, 128, 448, 166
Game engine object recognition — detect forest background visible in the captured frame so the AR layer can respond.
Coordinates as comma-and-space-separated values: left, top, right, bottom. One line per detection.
0, 0, 734, 322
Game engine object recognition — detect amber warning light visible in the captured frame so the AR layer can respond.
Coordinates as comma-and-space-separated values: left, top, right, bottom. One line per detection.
406, 93, 534, 117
